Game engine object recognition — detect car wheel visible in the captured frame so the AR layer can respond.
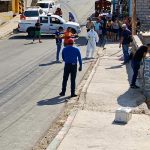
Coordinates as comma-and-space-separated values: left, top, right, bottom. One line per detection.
71, 28, 76, 34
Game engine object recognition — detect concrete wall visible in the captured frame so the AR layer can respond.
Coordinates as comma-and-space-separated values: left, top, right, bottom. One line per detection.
132, 35, 150, 101
136, 0, 150, 25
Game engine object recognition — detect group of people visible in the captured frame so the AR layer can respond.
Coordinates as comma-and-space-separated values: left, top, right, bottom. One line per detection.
86, 15, 141, 45
32, 11, 150, 95
85, 14, 150, 90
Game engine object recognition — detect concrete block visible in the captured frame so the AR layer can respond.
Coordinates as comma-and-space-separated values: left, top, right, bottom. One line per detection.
115, 107, 132, 124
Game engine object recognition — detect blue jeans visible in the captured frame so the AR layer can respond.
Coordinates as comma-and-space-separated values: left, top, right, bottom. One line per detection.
56, 43, 62, 61
131, 60, 140, 86
122, 44, 129, 63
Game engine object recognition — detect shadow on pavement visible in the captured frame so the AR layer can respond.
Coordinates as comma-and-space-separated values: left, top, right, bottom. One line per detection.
37, 96, 70, 106
24, 42, 36, 45
117, 88, 145, 107
105, 64, 123, 69
39, 61, 61, 66
9, 34, 55, 40
117, 62, 145, 107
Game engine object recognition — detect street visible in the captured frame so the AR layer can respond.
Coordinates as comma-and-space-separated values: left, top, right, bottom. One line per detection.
0, 0, 96, 150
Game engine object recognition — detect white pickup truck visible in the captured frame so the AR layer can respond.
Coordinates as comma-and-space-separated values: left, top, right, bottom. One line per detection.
18, 15, 81, 37
36, 0, 60, 14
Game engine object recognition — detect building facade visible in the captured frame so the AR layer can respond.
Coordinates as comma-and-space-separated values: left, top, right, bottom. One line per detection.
0, 0, 11, 12
136, 0, 150, 24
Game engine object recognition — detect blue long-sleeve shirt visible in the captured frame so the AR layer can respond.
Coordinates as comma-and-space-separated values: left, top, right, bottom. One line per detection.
62, 46, 82, 67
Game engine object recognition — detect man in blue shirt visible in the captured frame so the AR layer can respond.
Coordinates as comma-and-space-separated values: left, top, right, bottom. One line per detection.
119, 24, 132, 64
55, 27, 63, 62
59, 38, 82, 97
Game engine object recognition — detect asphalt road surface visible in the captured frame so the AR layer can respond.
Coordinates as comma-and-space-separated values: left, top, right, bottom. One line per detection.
0, 0, 95, 150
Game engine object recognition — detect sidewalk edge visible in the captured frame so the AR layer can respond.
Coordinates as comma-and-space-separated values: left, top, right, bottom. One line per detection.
79, 48, 101, 109
46, 109, 78, 150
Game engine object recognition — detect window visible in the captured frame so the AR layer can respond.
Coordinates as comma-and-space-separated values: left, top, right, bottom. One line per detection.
49, 4, 52, 8
51, 17, 62, 24
37, 3, 49, 8
40, 17, 48, 23
24, 11, 39, 17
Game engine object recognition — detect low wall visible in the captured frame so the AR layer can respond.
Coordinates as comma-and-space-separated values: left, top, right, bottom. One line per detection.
132, 35, 150, 101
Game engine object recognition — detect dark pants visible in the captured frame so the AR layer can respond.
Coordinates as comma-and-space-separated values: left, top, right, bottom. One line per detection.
56, 43, 62, 61
61, 63, 77, 95
131, 60, 140, 86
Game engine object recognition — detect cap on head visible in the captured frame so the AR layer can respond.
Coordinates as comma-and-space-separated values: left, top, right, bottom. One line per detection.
67, 38, 74, 45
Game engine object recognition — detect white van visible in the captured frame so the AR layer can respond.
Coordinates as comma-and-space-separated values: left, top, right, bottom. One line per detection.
36, 0, 60, 14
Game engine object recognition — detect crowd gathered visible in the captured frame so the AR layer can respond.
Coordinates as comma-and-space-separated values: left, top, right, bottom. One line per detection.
32, 10, 150, 94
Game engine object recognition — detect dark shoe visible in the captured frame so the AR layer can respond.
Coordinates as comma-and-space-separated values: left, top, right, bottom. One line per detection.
71, 94, 77, 97
59, 92, 65, 96
56, 60, 62, 63
130, 85, 140, 89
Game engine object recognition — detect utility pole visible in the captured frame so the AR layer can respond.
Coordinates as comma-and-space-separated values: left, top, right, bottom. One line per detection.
132, 0, 136, 35
12, 0, 19, 15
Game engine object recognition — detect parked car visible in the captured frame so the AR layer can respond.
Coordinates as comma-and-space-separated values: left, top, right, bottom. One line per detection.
20, 7, 46, 20
18, 14, 81, 37
36, 0, 60, 14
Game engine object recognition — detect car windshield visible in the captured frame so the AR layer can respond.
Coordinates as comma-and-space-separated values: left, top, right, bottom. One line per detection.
37, 3, 49, 8
24, 11, 39, 17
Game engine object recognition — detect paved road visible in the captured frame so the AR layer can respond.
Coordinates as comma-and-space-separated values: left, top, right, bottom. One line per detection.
0, 0, 95, 150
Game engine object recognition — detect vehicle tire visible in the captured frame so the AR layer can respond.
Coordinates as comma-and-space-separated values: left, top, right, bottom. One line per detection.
71, 28, 76, 34
27, 27, 35, 37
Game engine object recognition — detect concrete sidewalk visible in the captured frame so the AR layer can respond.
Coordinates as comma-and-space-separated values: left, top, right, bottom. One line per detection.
48, 43, 150, 150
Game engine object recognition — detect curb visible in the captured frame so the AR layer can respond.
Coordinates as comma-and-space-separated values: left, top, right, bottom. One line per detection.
79, 48, 101, 109
46, 48, 102, 150
46, 110, 78, 150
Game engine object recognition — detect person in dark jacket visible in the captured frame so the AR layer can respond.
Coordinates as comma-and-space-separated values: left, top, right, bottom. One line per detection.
130, 44, 150, 89
55, 27, 64, 62
59, 38, 82, 97
119, 24, 132, 64
33, 19, 42, 43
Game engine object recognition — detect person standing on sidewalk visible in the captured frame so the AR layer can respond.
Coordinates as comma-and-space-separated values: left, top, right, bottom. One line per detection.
33, 20, 42, 43
86, 27, 99, 59
59, 38, 82, 97
119, 24, 132, 64
55, 27, 64, 62
130, 44, 150, 89
94, 18, 103, 45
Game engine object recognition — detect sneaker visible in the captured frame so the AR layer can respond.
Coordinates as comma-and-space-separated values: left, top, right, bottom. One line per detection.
59, 92, 65, 96
71, 94, 77, 97
130, 85, 140, 89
